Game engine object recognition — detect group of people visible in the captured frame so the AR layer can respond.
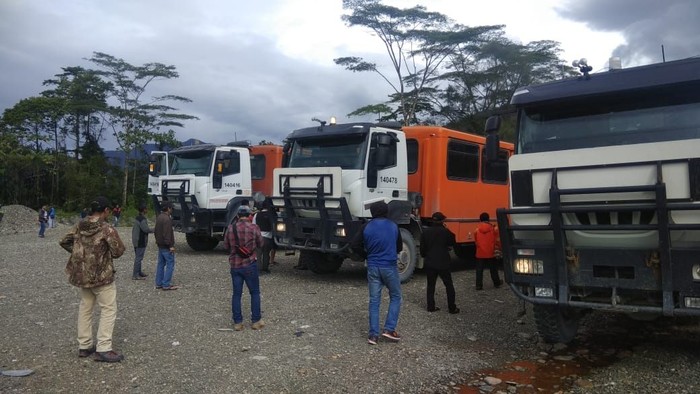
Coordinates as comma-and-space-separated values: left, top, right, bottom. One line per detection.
57, 195, 502, 362
350, 202, 502, 345
58, 197, 183, 363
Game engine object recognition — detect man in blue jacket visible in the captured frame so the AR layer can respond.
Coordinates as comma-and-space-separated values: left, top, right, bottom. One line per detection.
352, 200, 403, 345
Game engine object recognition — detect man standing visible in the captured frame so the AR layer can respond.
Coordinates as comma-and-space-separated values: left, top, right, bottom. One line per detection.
223, 205, 264, 331
131, 203, 153, 280
154, 201, 179, 291
38, 205, 48, 238
351, 200, 403, 345
420, 212, 459, 314
112, 204, 122, 227
59, 196, 126, 362
253, 198, 276, 274
474, 212, 503, 290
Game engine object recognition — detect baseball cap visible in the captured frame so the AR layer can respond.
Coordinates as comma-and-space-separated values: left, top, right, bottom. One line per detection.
237, 205, 252, 216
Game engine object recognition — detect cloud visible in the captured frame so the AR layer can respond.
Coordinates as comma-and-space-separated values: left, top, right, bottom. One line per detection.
556, 0, 700, 66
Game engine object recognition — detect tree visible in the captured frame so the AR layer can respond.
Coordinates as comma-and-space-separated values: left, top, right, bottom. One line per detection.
86, 52, 197, 206
436, 35, 576, 138
336, 0, 499, 126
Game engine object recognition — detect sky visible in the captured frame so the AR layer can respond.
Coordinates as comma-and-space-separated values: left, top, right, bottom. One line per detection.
1, 0, 699, 149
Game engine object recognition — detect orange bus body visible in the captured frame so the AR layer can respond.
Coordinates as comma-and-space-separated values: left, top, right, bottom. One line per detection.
403, 126, 513, 244
250, 145, 284, 197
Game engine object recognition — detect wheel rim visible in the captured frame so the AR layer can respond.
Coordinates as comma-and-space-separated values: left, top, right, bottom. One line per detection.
397, 241, 411, 272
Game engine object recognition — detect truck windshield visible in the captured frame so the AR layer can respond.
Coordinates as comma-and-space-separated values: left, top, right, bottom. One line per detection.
287, 134, 367, 169
518, 91, 700, 154
169, 151, 213, 176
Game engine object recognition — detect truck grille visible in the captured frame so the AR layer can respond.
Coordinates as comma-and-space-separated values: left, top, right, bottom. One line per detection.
573, 210, 656, 226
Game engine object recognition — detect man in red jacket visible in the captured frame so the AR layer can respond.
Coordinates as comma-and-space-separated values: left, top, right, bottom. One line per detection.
474, 212, 502, 290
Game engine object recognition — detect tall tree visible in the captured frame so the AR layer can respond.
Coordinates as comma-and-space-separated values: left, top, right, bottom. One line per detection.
436, 36, 576, 137
42, 66, 111, 158
86, 52, 197, 206
336, 0, 498, 126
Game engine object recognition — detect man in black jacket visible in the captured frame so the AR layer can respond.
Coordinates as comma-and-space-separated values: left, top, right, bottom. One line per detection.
131, 203, 154, 280
419, 212, 459, 314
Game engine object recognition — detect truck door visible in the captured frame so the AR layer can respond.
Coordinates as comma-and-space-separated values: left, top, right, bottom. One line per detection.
363, 130, 408, 214
148, 151, 168, 195
208, 148, 252, 210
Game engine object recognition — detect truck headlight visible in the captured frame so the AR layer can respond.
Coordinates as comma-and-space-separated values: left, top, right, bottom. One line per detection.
513, 258, 544, 274
334, 223, 346, 237
276, 222, 286, 233
535, 287, 554, 297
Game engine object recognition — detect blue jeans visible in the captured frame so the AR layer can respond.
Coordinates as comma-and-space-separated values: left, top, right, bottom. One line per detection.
367, 265, 402, 337
230, 262, 261, 324
38, 221, 46, 237
133, 247, 146, 277
155, 248, 176, 287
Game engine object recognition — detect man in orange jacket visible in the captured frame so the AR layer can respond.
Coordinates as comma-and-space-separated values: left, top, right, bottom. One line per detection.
474, 212, 502, 290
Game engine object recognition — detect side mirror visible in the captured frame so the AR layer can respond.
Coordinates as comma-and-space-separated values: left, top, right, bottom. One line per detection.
148, 154, 160, 176
484, 116, 502, 163
485, 115, 502, 133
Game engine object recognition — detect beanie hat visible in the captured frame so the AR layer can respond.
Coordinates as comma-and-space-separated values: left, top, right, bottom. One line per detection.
369, 201, 388, 218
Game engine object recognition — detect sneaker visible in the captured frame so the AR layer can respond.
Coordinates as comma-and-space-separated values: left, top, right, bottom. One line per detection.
139, 273, 149, 278
93, 350, 124, 363
132, 276, 146, 281
251, 320, 265, 330
427, 307, 441, 312
381, 330, 401, 342
78, 346, 96, 358
155, 286, 162, 290
162, 285, 180, 291
449, 308, 460, 314
233, 323, 244, 331
367, 335, 379, 345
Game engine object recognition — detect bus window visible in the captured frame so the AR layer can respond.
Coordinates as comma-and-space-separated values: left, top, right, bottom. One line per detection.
481, 149, 509, 184
407, 139, 418, 174
251, 154, 265, 180
447, 139, 478, 182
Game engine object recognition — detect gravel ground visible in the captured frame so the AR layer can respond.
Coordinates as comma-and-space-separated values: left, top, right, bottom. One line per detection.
1, 205, 699, 393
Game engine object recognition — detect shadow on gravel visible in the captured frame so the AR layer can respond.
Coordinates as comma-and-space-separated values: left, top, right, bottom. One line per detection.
457, 313, 700, 393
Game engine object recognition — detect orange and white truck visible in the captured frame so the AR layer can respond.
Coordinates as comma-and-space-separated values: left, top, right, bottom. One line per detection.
271, 120, 513, 282
148, 142, 283, 251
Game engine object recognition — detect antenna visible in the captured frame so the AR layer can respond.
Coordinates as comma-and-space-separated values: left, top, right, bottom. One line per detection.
662, 44, 666, 62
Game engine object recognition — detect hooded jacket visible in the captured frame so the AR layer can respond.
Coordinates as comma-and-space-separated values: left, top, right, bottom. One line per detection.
474, 222, 499, 259
60, 217, 125, 288
419, 222, 456, 271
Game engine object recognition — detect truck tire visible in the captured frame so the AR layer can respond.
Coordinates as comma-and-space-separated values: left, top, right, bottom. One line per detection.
533, 304, 580, 344
185, 234, 219, 251
398, 228, 416, 283
303, 251, 344, 274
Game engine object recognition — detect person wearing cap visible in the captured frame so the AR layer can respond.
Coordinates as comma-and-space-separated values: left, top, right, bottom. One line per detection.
474, 212, 503, 290
419, 212, 459, 314
154, 201, 180, 290
351, 200, 403, 345
223, 204, 264, 331
131, 202, 154, 280
59, 196, 126, 363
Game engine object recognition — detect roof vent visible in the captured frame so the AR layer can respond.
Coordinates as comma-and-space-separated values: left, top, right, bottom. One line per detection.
609, 57, 622, 71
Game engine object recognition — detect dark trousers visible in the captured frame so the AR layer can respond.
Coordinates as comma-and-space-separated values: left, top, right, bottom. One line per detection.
425, 267, 457, 311
476, 258, 502, 288
258, 237, 273, 271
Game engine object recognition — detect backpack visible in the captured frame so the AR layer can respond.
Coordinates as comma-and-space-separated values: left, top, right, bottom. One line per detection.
232, 225, 254, 258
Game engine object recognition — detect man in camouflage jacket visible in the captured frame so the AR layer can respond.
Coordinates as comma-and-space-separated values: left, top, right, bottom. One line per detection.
59, 196, 126, 363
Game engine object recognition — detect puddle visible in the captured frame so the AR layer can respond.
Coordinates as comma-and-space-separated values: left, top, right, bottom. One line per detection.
455, 314, 695, 393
